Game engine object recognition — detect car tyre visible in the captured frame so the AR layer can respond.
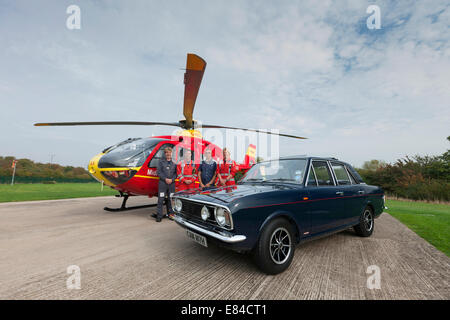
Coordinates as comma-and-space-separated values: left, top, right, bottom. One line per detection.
253, 218, 296, 275
354, 206, 374, 237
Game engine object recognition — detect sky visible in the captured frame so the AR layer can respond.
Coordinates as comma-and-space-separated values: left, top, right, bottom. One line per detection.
0, 0, 449, 168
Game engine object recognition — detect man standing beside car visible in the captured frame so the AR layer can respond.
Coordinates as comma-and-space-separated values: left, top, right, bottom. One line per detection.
198, 148, 217, 191
156, 146, 177, 222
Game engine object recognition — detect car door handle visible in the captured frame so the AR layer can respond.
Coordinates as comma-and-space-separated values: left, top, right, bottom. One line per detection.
336, 191, 344, 196
358, 190, 365, 195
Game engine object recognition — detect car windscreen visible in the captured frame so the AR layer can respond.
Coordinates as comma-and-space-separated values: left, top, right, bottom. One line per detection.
240, 159, 308, 185
98, 138, 164, 168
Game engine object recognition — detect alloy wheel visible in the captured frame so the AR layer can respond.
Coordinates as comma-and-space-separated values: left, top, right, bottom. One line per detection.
269, 227, 292, 264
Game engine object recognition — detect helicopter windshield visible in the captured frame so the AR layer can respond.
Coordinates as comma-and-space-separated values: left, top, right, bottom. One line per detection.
98, 138, 165, 168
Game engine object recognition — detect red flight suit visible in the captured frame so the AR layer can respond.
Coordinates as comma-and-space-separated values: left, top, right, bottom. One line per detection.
216, 160, 237, 186
176, 160, 198, 191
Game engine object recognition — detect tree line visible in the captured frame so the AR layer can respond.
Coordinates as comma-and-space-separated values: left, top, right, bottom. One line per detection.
356, 137, 450, 202
0, 156, 93, 184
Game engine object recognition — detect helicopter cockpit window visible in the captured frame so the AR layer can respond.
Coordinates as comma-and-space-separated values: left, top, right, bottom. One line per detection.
148, 143, 174, 168
175, 146, 195, 164
98, 138, 164, 168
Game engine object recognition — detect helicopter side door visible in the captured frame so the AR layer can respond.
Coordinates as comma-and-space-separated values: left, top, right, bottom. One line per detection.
138, 142, 176, 196
147, 142, 177, 169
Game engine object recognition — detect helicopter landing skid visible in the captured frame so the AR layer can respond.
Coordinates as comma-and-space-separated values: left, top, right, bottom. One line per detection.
103, 194, 158, 212
103, 204, 158, 212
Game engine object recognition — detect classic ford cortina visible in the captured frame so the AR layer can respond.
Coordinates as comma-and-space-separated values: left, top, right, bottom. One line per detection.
172, 156, 385, 274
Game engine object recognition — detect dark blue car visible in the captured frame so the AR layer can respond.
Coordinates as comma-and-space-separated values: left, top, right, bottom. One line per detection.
172, 156, 385, 274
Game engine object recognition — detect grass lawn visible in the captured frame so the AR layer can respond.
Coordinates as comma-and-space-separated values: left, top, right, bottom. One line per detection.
385, 199, 450, 257
0, 183, 117, 202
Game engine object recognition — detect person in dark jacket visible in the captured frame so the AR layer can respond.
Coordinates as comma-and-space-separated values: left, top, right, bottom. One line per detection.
155, 146, 177, 222
198, 148, 217, 191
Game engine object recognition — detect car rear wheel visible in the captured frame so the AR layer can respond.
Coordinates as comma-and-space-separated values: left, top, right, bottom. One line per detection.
253, 218, 295, 275
354, 205, 374, 237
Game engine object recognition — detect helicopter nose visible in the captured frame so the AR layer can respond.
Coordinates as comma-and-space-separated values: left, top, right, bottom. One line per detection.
88, 153, 116, 187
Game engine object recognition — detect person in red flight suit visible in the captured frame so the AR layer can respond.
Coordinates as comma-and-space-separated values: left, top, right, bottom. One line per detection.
216, 148, 238, 187
176, 149, 198, 191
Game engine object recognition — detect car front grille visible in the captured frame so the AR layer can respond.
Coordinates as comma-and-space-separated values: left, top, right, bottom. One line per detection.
179, 199, 218, 226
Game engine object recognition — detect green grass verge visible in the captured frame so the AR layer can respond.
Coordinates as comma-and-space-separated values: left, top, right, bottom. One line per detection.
385, 199, 450, 257
0, 183, 117, 202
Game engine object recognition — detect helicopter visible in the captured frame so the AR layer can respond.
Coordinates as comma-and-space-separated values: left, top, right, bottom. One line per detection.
35, 53, 307, 211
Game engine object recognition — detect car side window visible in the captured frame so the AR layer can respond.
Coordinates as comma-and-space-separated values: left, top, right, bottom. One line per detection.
346, 166, 358, 184
307, 165, 318, 186
148, 143, 173, 168
331, 163, 351, 185
312, 161, 334, 186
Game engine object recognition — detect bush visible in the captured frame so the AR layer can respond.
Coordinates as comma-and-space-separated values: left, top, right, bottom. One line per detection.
0, 156, 93, 184
357, 138, 450, 202
392, 180, 450, 201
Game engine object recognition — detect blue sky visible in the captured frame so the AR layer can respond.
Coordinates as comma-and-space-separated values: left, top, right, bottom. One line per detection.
0, 0, 449, 167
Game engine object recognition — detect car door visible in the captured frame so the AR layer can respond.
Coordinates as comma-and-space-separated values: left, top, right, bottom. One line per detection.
345, 164, 367, 225
306, 160, 345, 234
330, 162, 357, 226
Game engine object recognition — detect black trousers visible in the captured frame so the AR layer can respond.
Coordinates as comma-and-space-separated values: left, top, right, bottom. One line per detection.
157, 181, 175, 218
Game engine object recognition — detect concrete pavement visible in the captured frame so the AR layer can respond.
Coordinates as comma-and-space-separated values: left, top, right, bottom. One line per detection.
0, 196, 448, 299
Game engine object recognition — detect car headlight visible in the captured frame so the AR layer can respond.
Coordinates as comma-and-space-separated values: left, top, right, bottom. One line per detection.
215, 207, 231, 227
201, 206, 210, 221
174, 198, 182, 212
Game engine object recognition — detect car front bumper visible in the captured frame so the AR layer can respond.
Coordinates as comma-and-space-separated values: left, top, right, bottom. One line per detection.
174, 214, 246, 243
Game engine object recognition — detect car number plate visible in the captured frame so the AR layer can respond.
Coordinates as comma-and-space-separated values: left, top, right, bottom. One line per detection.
186, 229, 208, 247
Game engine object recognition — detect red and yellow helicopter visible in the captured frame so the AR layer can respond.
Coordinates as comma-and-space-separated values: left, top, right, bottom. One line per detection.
35, 54, 306, 211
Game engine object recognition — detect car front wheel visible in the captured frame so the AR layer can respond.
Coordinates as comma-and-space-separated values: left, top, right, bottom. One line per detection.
354, 205, 374, 237
253, 218, 295, 275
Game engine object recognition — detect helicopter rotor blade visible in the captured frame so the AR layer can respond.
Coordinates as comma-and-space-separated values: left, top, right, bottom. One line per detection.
34, 121, 182, 127
183, 53, 206, 129
34, 122, 307, 139
200, 124, 308, 140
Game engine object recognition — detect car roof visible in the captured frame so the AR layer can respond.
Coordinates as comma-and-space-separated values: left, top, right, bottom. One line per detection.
276, 156, 355, 166
278, 155, 339, 161
257, 156, 363, 183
